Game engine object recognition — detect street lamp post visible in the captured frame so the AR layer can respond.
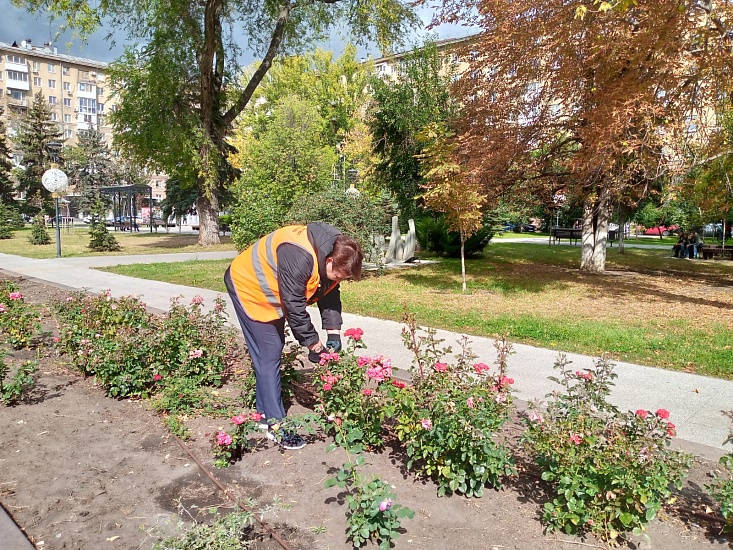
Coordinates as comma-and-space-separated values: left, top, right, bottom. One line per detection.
41, 142, 68, 258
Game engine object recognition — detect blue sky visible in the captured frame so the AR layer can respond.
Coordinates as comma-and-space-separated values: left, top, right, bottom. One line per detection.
0, 1, 474, 65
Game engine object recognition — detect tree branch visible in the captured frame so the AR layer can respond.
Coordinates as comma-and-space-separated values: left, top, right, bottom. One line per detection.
222, 2, 292, 127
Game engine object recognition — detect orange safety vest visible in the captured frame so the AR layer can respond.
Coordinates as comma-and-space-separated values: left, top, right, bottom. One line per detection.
230, 225, 322, 322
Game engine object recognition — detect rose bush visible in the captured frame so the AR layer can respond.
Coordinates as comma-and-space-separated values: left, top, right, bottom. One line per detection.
390, 312, 516, 497
0, 281, 42, 349
523, 355, 692, 542
53, 291, 240, 403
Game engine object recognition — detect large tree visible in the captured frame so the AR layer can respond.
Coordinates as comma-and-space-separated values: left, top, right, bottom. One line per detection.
17, 0, 418, 246
432, 0, 733, 272
12, 91, 63, 210
368, 40, 457, 223
63, 128, 114, 212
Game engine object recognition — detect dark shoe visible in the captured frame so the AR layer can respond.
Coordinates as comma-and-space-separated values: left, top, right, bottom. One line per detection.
267, 428, 306, 450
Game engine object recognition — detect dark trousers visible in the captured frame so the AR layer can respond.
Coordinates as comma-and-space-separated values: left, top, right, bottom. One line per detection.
224, 267, 286, 423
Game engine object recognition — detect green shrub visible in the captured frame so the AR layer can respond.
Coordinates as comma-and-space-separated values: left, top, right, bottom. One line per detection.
0, 201, 24, 239
0, 281, 42, 349
28, 214, 51, 245
286, 189, 395, 263
152, 511, 254, 550
0, 353, 37, 405
53, 291, 240, 404
230, 186, 286, 250
523, 355, 692, 541
707, 423, 733, 533
415, 214, 495, 258
391, 315, 516, 496
88, 198, 120, 251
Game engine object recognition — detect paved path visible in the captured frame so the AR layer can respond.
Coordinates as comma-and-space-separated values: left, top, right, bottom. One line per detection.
1, 250, 730, 457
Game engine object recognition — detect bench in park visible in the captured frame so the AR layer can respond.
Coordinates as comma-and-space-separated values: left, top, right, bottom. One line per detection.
701, 244, 733, 260
549, 227, 582, 245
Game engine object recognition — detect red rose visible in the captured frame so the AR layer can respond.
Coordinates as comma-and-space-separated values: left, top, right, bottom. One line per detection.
656, 408, 670, 420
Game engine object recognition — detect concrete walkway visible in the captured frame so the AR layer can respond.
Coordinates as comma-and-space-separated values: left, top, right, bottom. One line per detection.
1, 250, 730, 457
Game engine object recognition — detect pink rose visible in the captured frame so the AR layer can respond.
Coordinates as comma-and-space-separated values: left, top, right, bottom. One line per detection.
569, 433, 583, 445
66, 296, 73, 302
363, 389, 373, 396
656, 409, 670, 420
466, 397, 474, 408
434, 362, 447, 373
188, 349, 203, 359
635, 409, 648, 419
9, 292, 22, 300
153, 374, 162, 382
379, 499, 392, 512
0, 304, 5, 313
420, 418, 432, 429
232, 415, 247, 425
216, 431, 233, 446
323, 383, 332, 391
344, 327, 364, 341
666, 422, 676, 437
191, 295, 204, 305
473, 363, 490, 374
250, 412, 264, 422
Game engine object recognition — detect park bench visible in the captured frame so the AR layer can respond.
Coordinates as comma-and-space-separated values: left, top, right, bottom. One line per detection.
701, 244, 733, 260
549, 227, 582, 245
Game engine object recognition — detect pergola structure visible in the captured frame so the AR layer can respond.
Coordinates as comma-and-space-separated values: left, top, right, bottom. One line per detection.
99, 184, 154, 233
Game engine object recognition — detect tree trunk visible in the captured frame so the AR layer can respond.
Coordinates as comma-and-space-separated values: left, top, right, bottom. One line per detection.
460, 235, 467, 293
196, 192, 221, 246
580, 187, 612, 273
617, 209, 626, 254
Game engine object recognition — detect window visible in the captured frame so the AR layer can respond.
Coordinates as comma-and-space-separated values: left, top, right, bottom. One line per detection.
48, 63, 56, 73
51, 112, 58, 121
62, 66, 70, 76
83, 114, 93, 123
64, 114, 72, 123
48, 95, 57, 105
64, 129, 73, 139
63, 98, 71, 107
6, 70, 29, 82
33, 61, 40, 71
80, 70, 89, 80
78, 82, 95, 93
78, 97, 97, 114
48, 79, 56, 88
98, 103, 104, 112
97, 87, 104, 96
10, 90, 26, 101
6, 54, 26, 64
33, 77, 42, 87
63, 82, 71, 91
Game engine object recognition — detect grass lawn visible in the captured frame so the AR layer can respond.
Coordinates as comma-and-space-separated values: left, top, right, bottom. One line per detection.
98, 241, 733, 379
0, 226, 236, 258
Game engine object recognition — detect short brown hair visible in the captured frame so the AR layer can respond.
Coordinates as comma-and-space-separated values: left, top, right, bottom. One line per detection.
329, 235, 364, 280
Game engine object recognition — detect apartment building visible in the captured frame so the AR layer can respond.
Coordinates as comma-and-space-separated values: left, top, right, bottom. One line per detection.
0, 39, 114, 149
370, 34, 477, 82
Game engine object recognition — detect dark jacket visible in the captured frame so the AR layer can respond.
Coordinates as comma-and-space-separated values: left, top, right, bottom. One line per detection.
277, 223, 343, 347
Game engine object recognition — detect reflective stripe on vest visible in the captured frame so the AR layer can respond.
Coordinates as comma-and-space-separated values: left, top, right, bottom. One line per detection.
229, 226, 319, 322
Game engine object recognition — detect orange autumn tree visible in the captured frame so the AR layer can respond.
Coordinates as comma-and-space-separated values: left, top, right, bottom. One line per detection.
416, 123, 485, 292
429, 0, 733, 272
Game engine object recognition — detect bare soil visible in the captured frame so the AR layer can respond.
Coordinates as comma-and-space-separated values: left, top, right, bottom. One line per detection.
1, 275, 732, 550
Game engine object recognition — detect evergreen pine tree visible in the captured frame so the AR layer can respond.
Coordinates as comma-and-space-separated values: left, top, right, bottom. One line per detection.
13, 92, 64, 207
64, 128, 113, 213
88, 197, 120, 251
28, 213, 51, 245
